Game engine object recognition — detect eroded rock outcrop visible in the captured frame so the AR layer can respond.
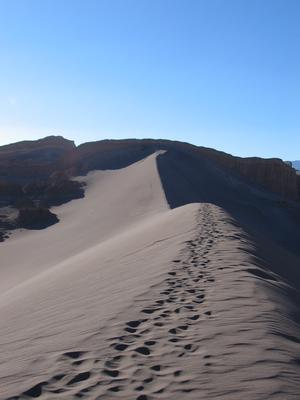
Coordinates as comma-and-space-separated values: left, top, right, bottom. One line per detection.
0, 136, 82, 238
0, 135, 75, 182
17, 207, 59, 229
197, 148, 299, 199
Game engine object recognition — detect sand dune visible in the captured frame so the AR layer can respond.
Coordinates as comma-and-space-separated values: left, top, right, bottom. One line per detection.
1, 151, 300, 399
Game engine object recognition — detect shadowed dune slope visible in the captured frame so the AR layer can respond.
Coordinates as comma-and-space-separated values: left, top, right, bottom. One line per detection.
157, 149, 300, 276
0, 150, 300, 400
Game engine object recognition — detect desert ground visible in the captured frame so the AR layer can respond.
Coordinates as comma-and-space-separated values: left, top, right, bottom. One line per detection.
1, 150, 300, 399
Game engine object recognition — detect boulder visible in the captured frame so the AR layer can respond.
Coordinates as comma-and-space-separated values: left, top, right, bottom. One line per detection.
17, 207, 59, 229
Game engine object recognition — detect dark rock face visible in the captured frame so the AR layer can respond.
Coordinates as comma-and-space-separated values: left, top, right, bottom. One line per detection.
237, 157, 297, 199
0, 135, 75, 182
0, 136, 82, 238
17, 207, 59, 229
22, 175, 85, 207
0, 182, 23, 205
196, 148, 299, 200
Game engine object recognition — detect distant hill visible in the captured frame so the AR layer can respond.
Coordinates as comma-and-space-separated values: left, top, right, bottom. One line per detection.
1, 136, 298, 199
292, 160, 300, 171
0, 136, 300, 242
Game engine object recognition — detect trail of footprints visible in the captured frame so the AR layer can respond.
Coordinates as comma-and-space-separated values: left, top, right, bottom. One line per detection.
10, 205, 221, 400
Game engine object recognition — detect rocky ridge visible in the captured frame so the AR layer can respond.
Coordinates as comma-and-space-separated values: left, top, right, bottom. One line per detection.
0, 136, 298, 241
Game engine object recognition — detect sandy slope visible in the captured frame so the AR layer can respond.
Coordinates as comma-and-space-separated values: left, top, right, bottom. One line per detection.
0, 151, 300, 399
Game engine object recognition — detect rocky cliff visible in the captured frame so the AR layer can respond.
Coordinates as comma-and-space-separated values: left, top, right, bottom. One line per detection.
1, 136, 298, 203
0, 136, 83, 239
0, 136, 299, 241
196, 147, 299, 200
0, 135, 75, 182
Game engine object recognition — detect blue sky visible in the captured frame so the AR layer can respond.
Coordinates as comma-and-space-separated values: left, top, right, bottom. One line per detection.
0, 0, 299, 159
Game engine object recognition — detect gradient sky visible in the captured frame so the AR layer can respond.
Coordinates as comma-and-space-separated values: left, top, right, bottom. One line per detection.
0, 0, 299, 159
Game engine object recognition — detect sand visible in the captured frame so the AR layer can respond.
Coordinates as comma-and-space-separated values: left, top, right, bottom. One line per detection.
0, 151, 300, 399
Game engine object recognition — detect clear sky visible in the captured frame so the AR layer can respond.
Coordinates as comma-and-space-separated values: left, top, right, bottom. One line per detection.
0, 0, 299, 160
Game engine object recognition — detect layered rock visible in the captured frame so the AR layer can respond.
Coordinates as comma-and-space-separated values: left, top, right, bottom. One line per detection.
196, 147, 299, 199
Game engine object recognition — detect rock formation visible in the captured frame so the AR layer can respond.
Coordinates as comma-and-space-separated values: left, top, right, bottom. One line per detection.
17, 207, 59, 229
0, 136, 299, 241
